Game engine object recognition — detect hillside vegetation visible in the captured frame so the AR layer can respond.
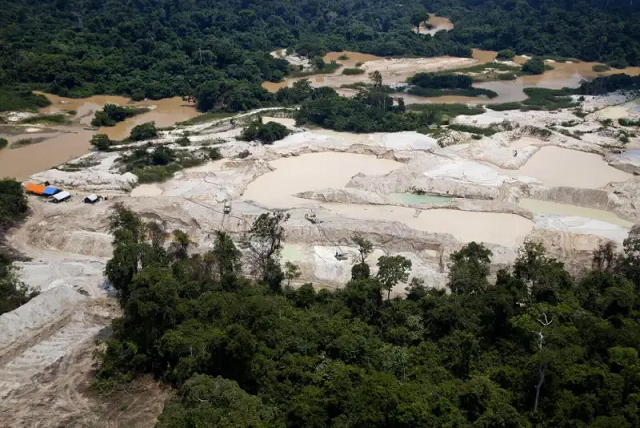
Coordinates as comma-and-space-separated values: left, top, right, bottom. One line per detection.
1, 0, 639, 111
97, 206, 640, 427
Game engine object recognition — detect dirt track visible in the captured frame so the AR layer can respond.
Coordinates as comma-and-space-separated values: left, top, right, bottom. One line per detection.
0, 198, 169, 427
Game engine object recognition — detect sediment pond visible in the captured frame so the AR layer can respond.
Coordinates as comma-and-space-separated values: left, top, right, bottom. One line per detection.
0, 93, 199, 180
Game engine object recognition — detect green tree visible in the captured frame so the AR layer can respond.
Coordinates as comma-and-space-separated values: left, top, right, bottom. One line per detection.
284, 261, 301, 287
522, 57, 546, 75
369, 70, 383, 87
247, 212, 290, 276
90, 134, 112, 151
448, 242, 492, 296
130, 122, 158, 141
377, 255, 412, 300
157, 375, 279, 428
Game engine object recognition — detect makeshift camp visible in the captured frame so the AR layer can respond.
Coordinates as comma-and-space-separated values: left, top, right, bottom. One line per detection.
84, 194, 99, 204
25, 182, 46, 195
42, 186, 60, 196
51, 191, 71, 203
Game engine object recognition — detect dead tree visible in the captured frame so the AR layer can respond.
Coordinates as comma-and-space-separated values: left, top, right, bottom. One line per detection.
533, 312, 554, 412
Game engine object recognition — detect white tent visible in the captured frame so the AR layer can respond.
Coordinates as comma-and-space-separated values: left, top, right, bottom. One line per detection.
84, 194, 99, 203
52, 191, 71, 202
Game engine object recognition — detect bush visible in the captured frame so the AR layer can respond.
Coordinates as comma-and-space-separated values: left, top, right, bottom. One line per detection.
131, 89, 146, 101
338, 54, 349, 60
521, 57, 546, 75
150, 146, 175, 166
592, 64, 611, 73
0, 89, 50, 112
0, 138, 7, 150
176, 136, 190, 147
619, 118, 640, 127
90, 134, 113, 151
448, 123, 499, 136
209, 147, 223, 160
342, 68, 365, 75
130, 122, 158, 141
92, 104, 147, 127
240, 120, 290, 144
496, 49, 516, 60
134, 164, 182, 183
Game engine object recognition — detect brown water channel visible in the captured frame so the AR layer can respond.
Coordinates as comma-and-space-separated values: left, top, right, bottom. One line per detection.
0, 93, 199, 180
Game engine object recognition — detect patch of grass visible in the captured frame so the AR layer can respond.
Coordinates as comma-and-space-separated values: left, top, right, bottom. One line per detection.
0, 88, 51, 112
340, 82, 369, 90
342, 68, 365, 75
19, 114, 68, 124
407, 87, 498, 98
487, 102, 525, 111
448, 123, 499, 136
520, 87, 576, 110
523, 126, 553, 139
619, 118, 640, 127
178, 112, 236, 126
289, 61, 342, 78
592, 64, 611, 73
10, 137, 47, 148
408, 103, 486, 118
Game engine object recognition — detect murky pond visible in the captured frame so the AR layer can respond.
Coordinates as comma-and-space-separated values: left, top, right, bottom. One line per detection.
509, 146, 632, 189
519, 198, 633, 228
0, 128, 95, 181
40, 93, 199, 140
389, 193, 454, 204
0, 93, 199, 180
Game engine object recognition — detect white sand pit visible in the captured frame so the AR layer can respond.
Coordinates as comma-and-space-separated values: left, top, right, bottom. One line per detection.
242, 152, 402, 208
327, 204, 534, 247
510, 136, 546, 149
510, 146, 632, 188
263, 116, 297, 128
131, 183, 163, 197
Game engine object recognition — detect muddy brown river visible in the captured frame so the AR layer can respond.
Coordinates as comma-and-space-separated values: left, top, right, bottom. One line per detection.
1, 94, 199, 180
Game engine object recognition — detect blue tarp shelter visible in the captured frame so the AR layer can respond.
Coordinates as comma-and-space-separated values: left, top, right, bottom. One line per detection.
42, 187, 60, 196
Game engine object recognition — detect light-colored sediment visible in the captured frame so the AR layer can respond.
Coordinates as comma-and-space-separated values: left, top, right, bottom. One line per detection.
509, 146, 632, 189
4, 91, 640, 420
242, 152, 402, 208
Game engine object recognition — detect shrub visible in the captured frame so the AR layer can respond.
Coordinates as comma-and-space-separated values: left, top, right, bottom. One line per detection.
130, 122, 158, 141
0, 138, 7, 150
240, 120, 290, 144
150, 146, 175, 166
90, 134, 112, 151
619, 118, 640, 127
209, 147, 223, 160
338, 54, 349, 60
92, 104, 147, 127
176, 136, 190, 147
496, 49, 515, 60
342, 68, 365, 75
521, 57, 545, 75
592, 64, 611, 73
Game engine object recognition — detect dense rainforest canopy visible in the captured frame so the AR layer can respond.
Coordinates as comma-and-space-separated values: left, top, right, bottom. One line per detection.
0, 0, 639, 111
97, 205, 640, 427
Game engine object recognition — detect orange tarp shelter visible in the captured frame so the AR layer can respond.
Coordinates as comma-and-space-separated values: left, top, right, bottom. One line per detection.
25, 182, 46, 195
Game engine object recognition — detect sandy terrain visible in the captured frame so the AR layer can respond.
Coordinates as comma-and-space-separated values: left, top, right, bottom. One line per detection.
3, 90, 640, 424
